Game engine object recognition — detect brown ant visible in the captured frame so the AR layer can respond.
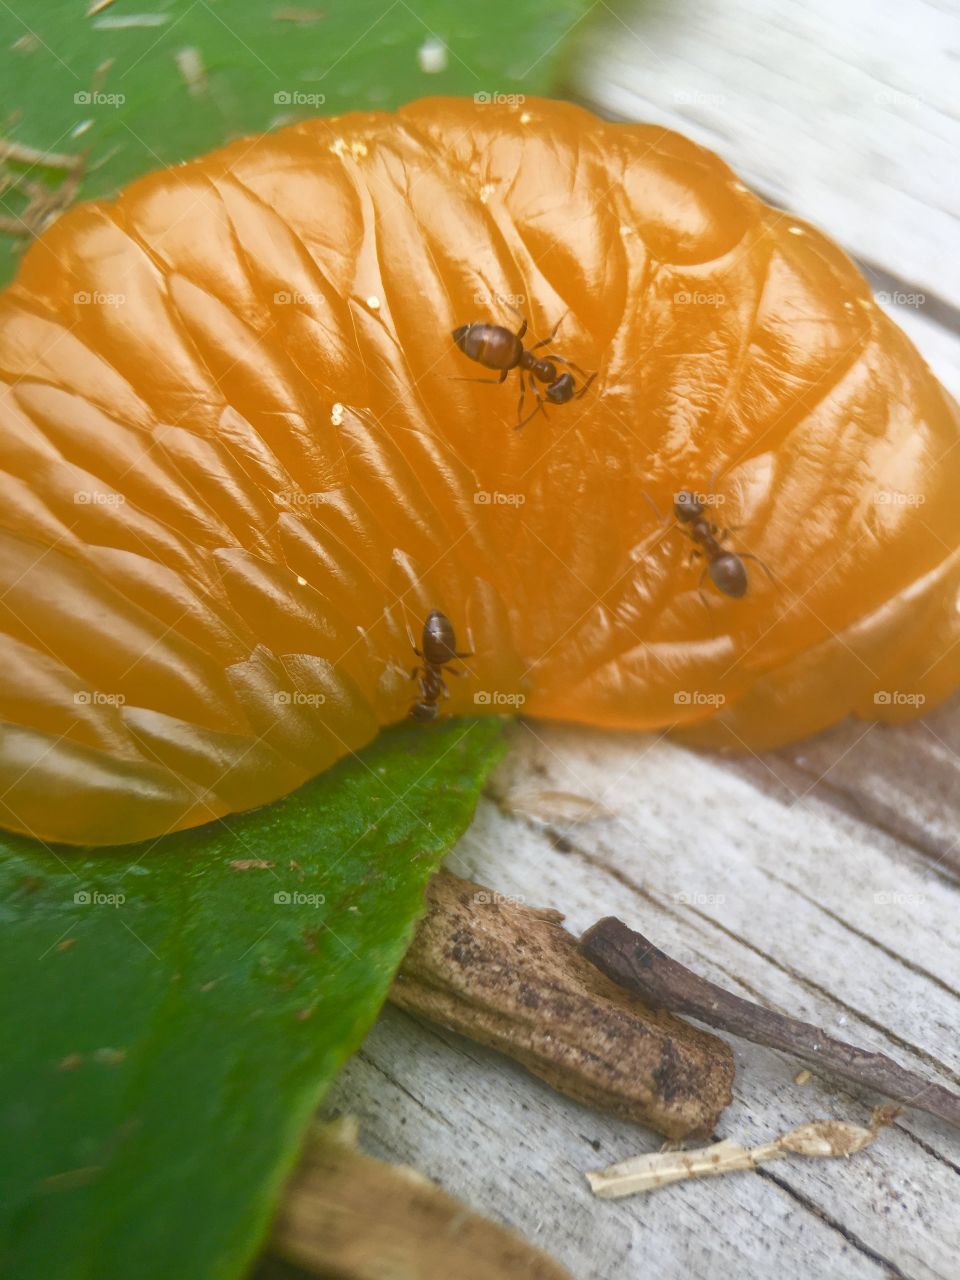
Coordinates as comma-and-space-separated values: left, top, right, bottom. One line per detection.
451, 313, 596, 428
409, 609, 472, 722
646, 489, 773, 603
673, 490, 774, 601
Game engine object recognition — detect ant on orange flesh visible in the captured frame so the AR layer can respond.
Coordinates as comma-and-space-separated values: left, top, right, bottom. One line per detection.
409, 610, 472, 722
0, 96, 957, 845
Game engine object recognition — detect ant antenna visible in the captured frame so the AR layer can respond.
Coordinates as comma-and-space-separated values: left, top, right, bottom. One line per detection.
641, 489, 667, 524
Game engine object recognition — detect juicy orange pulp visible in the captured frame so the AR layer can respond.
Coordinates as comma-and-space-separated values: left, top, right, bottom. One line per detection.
1, 97, 958, 844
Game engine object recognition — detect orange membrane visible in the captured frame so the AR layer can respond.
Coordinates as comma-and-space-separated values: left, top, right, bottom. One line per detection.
1, 97, 958, 845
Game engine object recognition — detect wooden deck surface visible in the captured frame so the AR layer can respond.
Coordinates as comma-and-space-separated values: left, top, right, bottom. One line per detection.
323, 4, 960, 1277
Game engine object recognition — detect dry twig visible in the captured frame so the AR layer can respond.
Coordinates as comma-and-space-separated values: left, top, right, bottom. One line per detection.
580, 917, 960, 1130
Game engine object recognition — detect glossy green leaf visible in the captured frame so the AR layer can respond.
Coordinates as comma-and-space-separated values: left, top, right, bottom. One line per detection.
0, 0, 593, 285
0, 718, 506, 1280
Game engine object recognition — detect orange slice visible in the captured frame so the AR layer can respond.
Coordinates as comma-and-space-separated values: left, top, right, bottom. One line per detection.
1, 97, 957, 845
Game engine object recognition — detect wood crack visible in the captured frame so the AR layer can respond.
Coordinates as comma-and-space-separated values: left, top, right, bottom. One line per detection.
757, 1168, 915, 1280
759, 868, 960, 1000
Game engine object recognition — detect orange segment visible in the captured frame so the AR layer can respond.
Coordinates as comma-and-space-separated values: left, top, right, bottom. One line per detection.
1, 97, 957, 844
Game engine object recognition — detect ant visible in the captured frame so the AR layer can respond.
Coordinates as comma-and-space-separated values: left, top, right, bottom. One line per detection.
648, 489, 773, 603
409, 609, 472, 722
451, 313, 596, 428
673, 489, 775, 601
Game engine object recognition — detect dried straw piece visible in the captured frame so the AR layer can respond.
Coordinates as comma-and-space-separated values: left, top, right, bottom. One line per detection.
587, 1106, 898, 1199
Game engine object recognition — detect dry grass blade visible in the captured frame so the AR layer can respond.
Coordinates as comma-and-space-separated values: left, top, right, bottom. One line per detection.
587, 1106, 898, 1199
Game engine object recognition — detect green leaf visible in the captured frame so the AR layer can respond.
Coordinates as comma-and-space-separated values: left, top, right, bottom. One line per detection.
0, 717, 506, 1280
0, 0, 594, 286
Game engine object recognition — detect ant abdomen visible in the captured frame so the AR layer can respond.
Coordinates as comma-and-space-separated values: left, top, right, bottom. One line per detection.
451, 323, 523, 371
409, 609, 472, 721
709, 552, 748, 599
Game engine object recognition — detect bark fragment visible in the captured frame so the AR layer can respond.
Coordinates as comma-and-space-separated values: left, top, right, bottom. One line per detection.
390, 871, 734, 1139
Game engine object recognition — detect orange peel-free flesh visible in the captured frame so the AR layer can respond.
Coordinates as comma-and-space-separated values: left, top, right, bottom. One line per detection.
1, 97, 958, 845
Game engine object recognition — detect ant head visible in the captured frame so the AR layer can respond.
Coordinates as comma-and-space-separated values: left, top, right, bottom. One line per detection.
545, 373, 576, 405
673, 490, 703, 522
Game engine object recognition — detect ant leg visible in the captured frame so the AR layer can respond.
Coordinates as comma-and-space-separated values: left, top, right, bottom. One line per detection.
451, 371, 509, 385
573, 371, 598, 398
455, 650, 474, 659
739, 552, 777, 585
516, 369, 527, 425
501, 301, 527, 336
697, 565, 715, 617
516, 383, 546, 429
529, 313, 567, 351
642, 490, 667, 524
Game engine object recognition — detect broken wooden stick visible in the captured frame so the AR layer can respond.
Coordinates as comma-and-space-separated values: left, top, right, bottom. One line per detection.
390, 871, 734, 1139
580, 917, 960, 1130
271, 1117, 573, 1279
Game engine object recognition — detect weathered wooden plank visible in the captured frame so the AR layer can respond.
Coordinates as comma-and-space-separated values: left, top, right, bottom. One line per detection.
325, 723, 960, 1280
723, 697, 960, 879
328, 1013, 901, 1280
569, 0, 960, 309
488, 725, 960, 1037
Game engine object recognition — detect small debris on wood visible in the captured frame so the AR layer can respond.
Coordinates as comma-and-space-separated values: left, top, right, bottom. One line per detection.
271, 1115, 573, 1279
496, 787, 615, 826
391, 870, 734, 1139
795, 1069, 812, 1086
580, 916, 960, 1130
228, 859, 275, 871
586, 1105, 898, 1199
